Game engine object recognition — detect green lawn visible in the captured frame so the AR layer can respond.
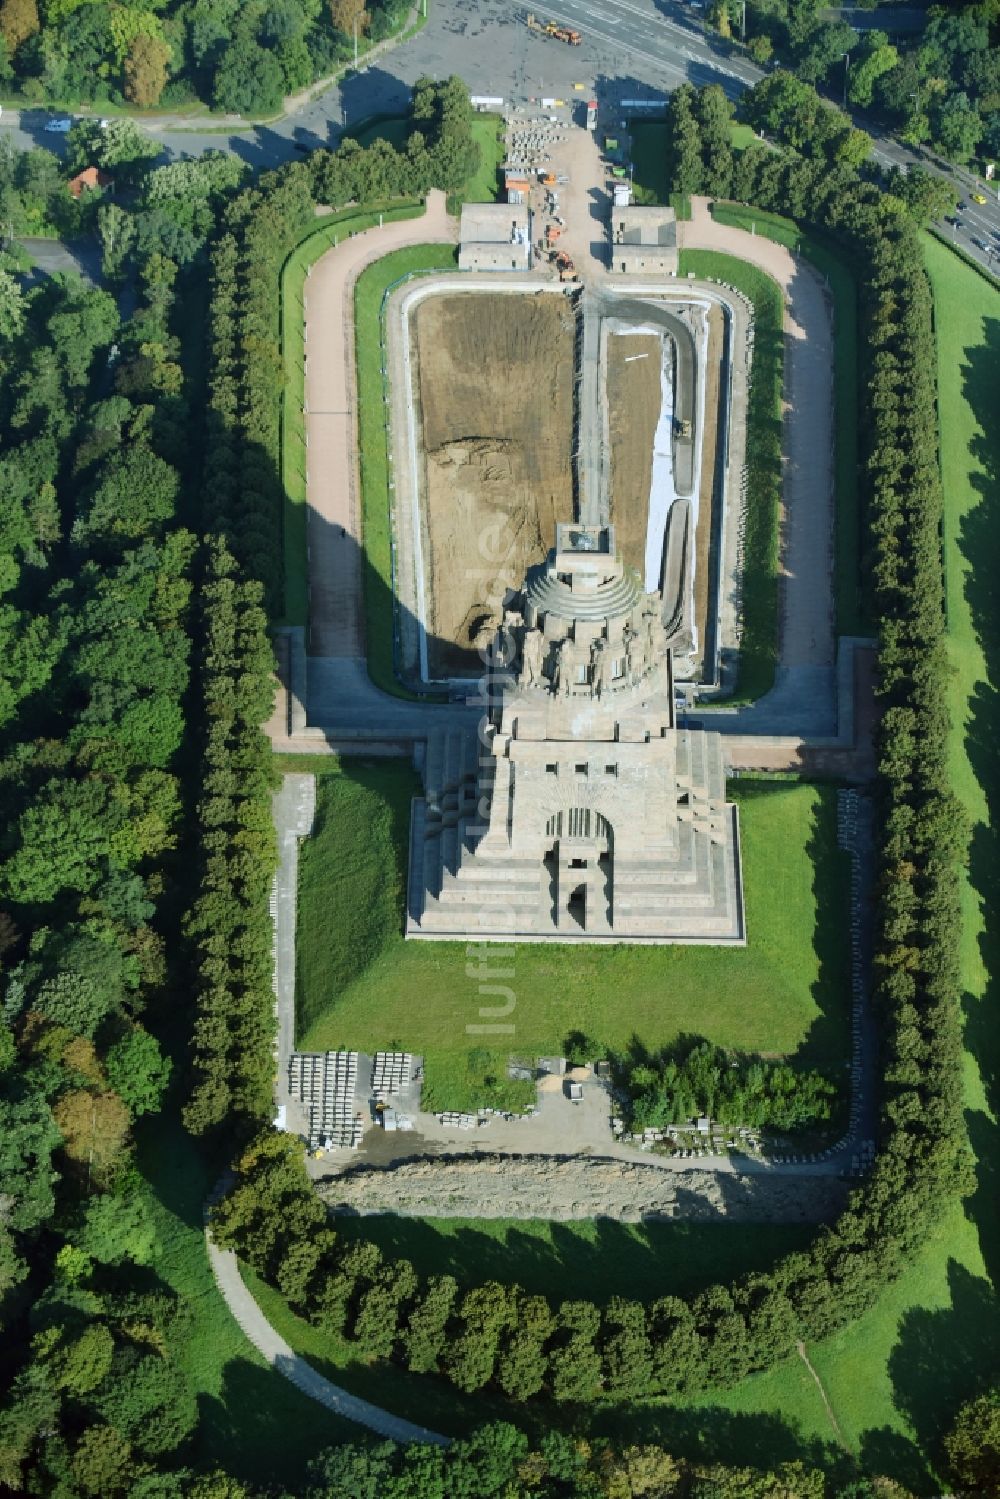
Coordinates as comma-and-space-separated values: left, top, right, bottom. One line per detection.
709, 203, 865, 637
353, 243, 459, 697
353, 112, 502, 206
136, 1120, 354, 1485
679, 248, 783, 702
630, 122, 671, 206
730, 122, 758, 150
292, 757, 851, 1112
242, 1263, 528, 1437
459, 114, 505, 205
279, 200, 423, 626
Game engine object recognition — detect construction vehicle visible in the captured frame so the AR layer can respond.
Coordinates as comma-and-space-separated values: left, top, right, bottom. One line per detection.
545, 223, 562, 244
525, 12, 581, 43
539, 169, 557, 186
553, 250, 577, 281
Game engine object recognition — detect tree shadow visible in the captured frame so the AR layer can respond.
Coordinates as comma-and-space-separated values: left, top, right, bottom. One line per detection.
887, 1260, 1000, 1469
589, 1396, 848, 1477
197, 1356, 347, 1485
957, 311, 1000, 1294
332, 1211, 814, 1308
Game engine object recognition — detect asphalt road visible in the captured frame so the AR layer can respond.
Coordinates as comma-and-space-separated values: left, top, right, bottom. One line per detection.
1, 0, 998, 274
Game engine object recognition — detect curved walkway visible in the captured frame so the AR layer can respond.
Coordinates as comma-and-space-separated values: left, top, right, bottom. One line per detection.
679, 197, 837, 733
205, 1229, 450, 1446
304, 190, 456, 657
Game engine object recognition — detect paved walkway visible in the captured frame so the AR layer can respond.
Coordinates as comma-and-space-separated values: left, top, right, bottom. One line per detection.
304, 190, 456, 657
272, 775, 315, 1134
680, 198, 836, 678
205, 1231, 449, 1445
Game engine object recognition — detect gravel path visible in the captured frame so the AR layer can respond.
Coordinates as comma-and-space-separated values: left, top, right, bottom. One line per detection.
304, 191, 456, 658
205, 1230, 450, 1446
680, 198, 835, 675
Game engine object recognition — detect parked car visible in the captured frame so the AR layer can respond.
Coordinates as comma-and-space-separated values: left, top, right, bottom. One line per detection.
44, 117, 73, 133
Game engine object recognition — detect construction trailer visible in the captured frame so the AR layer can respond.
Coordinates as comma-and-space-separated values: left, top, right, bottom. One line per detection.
505, 174, 532, 204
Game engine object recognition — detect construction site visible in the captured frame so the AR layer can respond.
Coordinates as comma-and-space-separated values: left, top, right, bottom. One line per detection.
408, 289, 577, 677
389, 271, 738, 692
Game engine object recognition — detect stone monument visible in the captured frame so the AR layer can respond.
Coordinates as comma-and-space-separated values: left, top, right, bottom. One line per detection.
406, 524, 744, 943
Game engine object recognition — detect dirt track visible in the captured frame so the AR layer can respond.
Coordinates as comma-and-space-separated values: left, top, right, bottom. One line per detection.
606, 330, 660, 574
413, 291, 576, 675
681, 198, 834, 672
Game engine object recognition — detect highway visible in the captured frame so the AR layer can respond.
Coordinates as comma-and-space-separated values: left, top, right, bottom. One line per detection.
1, 0, 998, 275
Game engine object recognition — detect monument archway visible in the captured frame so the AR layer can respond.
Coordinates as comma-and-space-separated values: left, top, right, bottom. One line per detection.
544, 809, 613, 933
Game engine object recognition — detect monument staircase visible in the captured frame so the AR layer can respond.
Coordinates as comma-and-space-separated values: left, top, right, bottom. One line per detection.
411, 725, 549, 928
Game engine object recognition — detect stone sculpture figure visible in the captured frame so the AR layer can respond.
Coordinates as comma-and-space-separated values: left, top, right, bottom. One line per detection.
591, 638, 614, 698
554, 638, 573, 697
521, 627, 544, 687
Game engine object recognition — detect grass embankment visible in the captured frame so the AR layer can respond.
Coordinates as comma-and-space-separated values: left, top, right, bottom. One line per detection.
353, 243, 458, 695
458, 114, 505, 206
242, 1264, 524, 1438
291, 756, 851, 1112
236, 1219, 814, 1443
279, 201, 422, 625
678, 247, 783, 701
709, 201, 865, 638
137, 1121, 353, 1486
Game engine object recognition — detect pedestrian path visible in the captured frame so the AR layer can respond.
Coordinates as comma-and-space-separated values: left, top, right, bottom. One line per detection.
680, 198, 836, 677
304, 191, 456, 657
205, 1230, 450, 1446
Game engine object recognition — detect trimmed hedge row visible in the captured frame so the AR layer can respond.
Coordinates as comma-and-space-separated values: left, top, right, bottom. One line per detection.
182, 538, 279, 1137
